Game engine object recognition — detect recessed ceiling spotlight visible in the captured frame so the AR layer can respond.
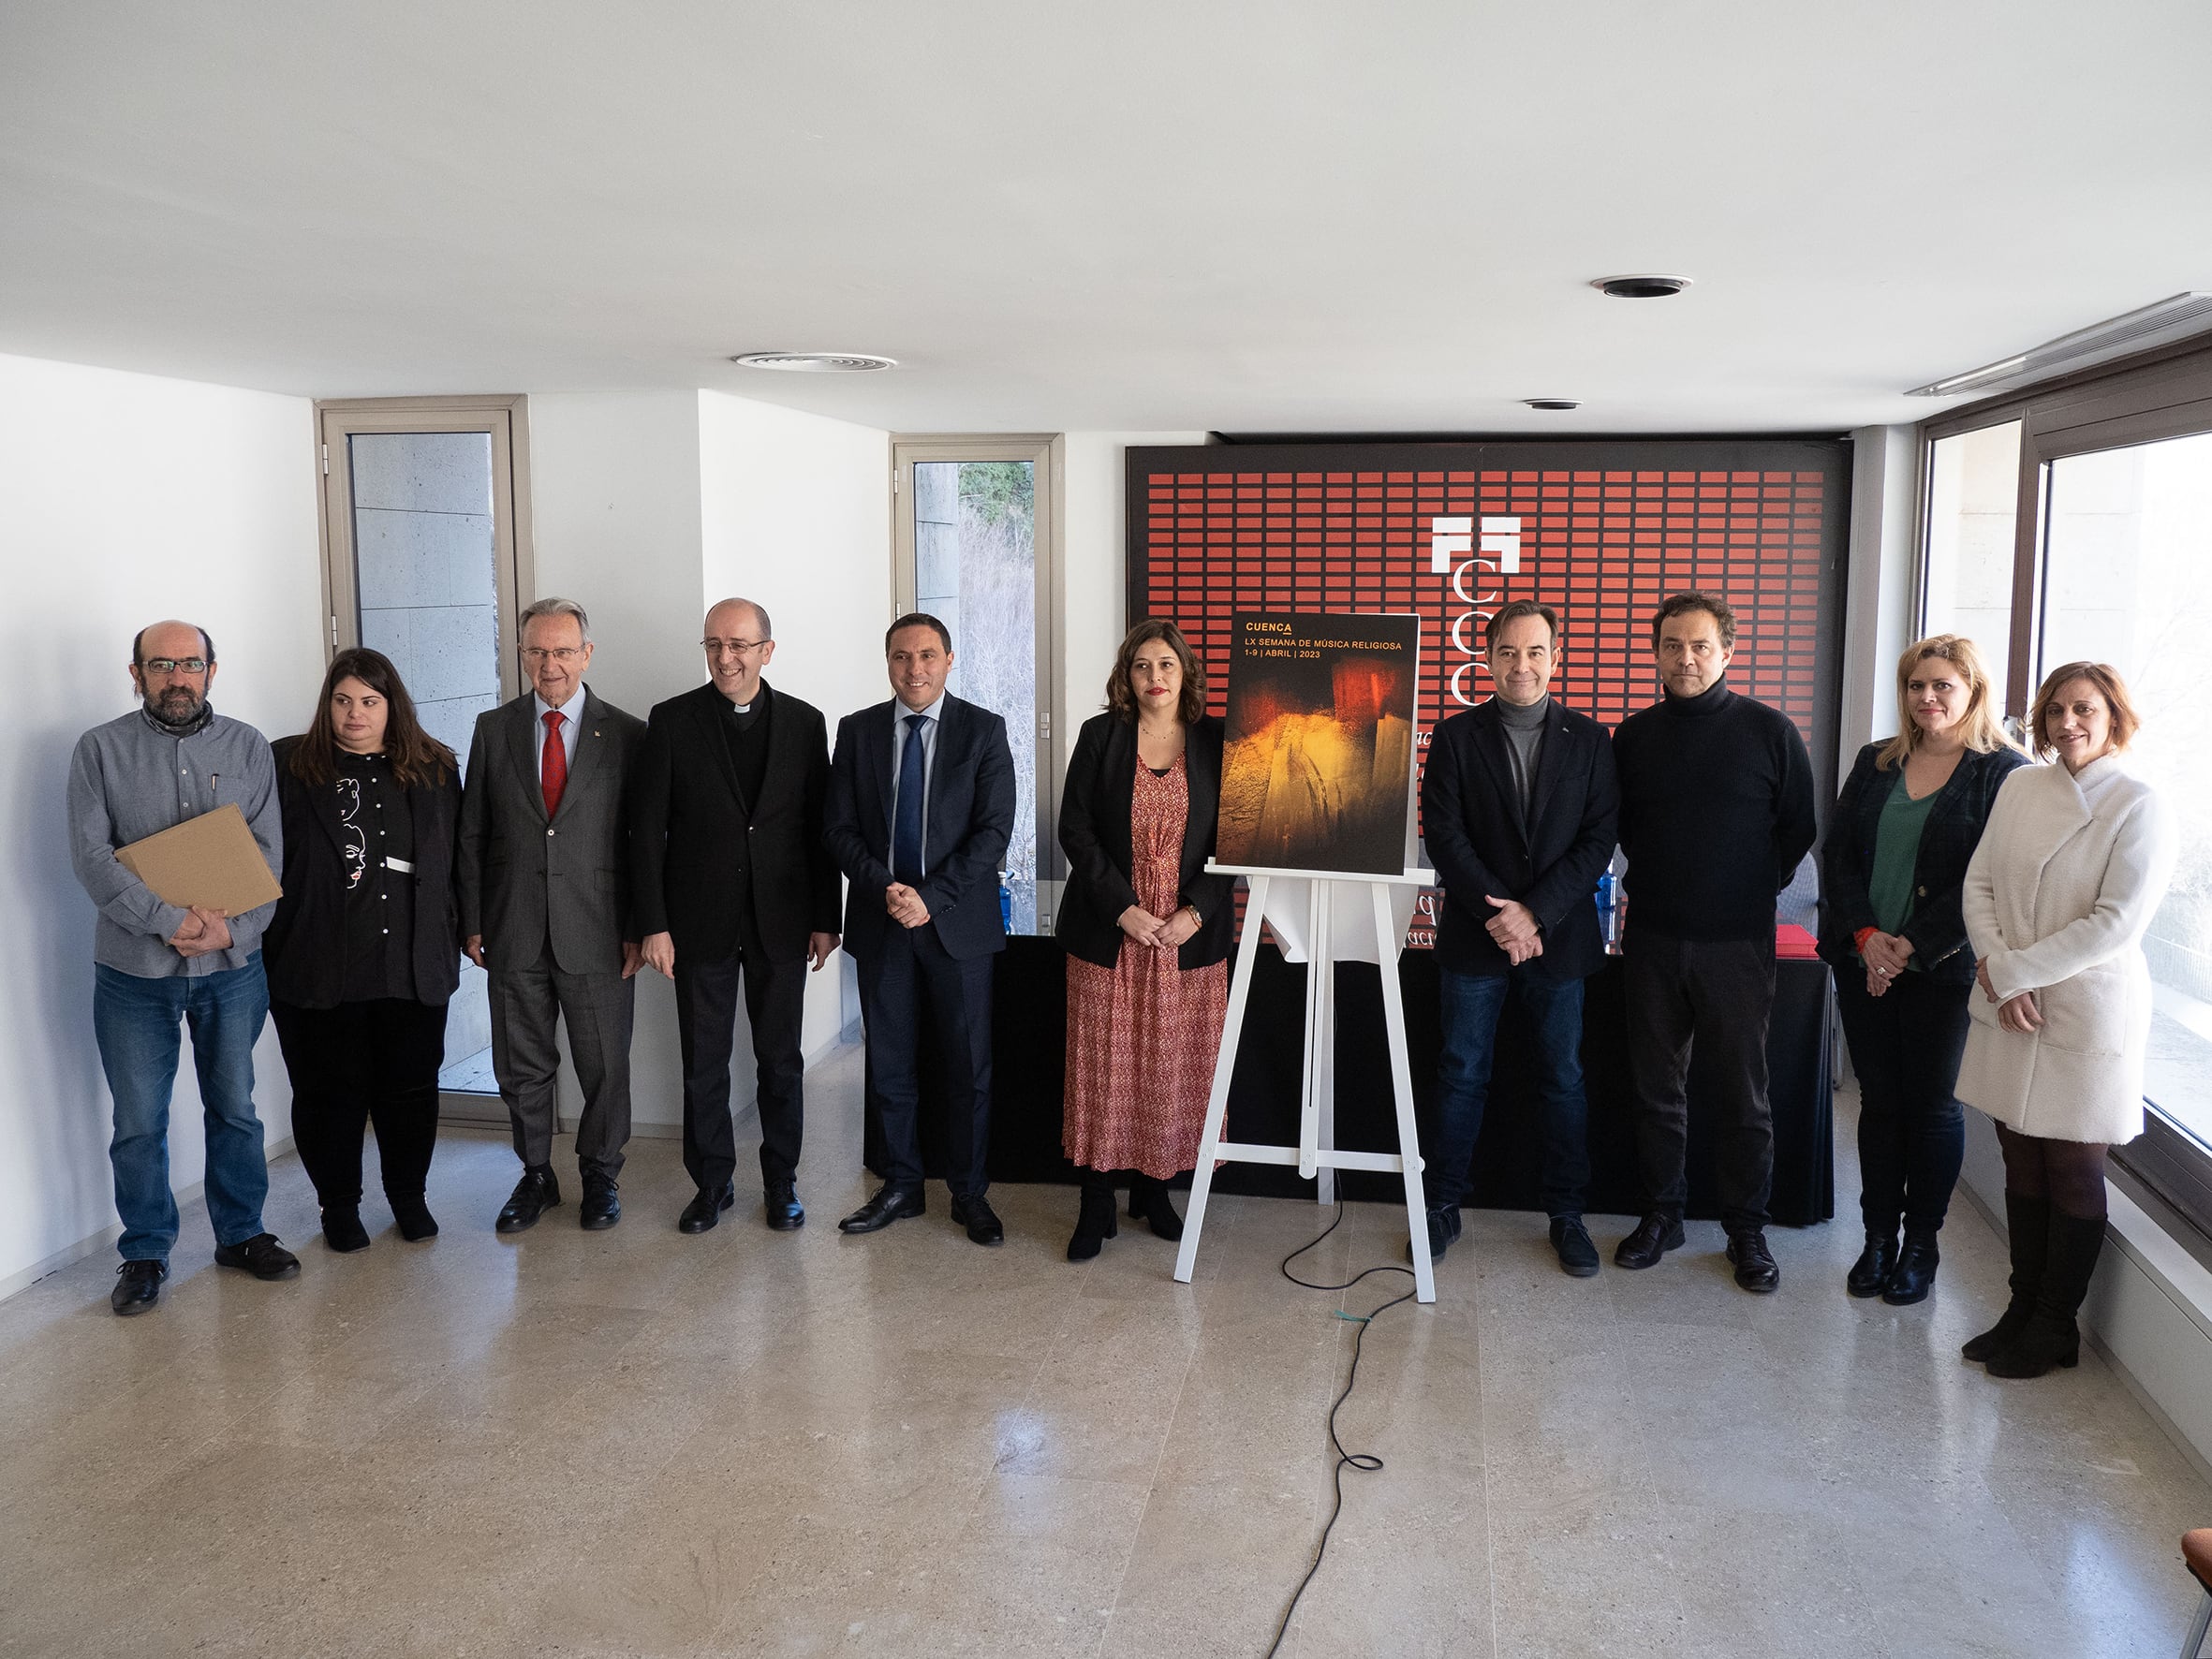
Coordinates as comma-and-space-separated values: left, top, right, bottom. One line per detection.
729, 352, 898, 373
1591, 274, 1691, 300
1524, 398, 1581, 411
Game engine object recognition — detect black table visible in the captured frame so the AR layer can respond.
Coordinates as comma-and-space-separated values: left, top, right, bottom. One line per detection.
871, 935, 1834, 1227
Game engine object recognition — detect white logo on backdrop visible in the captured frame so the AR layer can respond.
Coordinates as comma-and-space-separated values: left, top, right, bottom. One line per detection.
1432, 515, 1523, 706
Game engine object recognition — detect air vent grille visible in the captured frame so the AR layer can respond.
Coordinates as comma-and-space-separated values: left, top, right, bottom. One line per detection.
730, 352, 898, 373
1906, 293, 2212, 398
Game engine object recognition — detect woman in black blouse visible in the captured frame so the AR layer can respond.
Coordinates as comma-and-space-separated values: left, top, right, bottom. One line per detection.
1818, 635, 2025, 1304
265, 649, 464, 1252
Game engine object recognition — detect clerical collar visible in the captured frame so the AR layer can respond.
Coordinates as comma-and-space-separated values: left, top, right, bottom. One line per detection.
141, 700, 214, 739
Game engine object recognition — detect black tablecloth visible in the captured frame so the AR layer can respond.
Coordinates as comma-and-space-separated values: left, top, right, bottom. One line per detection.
869, 935, 1834, 1227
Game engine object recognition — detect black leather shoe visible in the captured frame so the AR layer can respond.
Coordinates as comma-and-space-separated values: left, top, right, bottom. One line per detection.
495, 1167, 560, 1234
950, 1194, 1005, 1246
1409, 1204, 1461, 1263
580, 1180, 622, 1230
111, 1259, 166, 1315
1614, 1211, 1686, 1270
1727, 1228, 1781, 1293
1847, 1226, 1898, 1298
214, 1233, 301, 1280
1550, 1216, 1600, 1277
764, 1183, 805, 1231
678, 1183, 733, 1234
391, 1197, 439, 1241
1881, 1229, 1940, 1305
838, 1184, 926, 1234
320, 1208, 372, 1254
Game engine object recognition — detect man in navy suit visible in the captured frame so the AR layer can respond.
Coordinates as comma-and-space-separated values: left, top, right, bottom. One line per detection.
824, 612, 1017, 1244
1419, 599, 1620, 1275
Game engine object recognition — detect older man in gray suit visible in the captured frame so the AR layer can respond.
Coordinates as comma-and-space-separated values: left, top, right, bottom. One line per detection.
457, 597, 647, 1232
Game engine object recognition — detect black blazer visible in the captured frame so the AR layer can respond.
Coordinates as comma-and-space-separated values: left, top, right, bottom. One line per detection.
262, 736, 465, 1009
1818, 740, 2028, 984
627, 680, 843, 964
1420, 697, 1620, 980
1055, 712, 1235, 972
824, 695, 1017, 963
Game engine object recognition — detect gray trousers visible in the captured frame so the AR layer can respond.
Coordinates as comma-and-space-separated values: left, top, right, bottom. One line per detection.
487, 932, 634, 1180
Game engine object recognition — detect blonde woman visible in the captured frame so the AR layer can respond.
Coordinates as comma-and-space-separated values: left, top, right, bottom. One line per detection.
1956, 662, 2176, 1378
1819, 636, 2025, 1303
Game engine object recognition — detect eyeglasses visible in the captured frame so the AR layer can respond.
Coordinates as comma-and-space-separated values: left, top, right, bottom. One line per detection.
141, 658, 209, 675
520, 647, 587, 665
701, 639, 770, 657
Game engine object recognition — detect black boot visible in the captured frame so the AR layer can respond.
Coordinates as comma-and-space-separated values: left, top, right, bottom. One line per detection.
1962, 1193, 2049, 1361
1128, 1174, 1185, 1241
1881, 1227, 1940, 1305
1068, 1169, 1118, 1262
1986, 1211, 2105, 1379
1846, 1225, 1898, 1298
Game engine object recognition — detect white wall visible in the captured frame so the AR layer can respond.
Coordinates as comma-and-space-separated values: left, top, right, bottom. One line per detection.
1058, 433, 1210, 733
1839, 424, 1921, 778
0, 353, 322, 1295
524, 390, 710, 1132
697, 389, 891, 1059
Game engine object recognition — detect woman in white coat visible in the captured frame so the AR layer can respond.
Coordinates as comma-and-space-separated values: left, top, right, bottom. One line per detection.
1955, 662, 2176, 1379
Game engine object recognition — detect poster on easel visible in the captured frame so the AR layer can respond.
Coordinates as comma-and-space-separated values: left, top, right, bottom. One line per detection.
1216, 611, 1420, 877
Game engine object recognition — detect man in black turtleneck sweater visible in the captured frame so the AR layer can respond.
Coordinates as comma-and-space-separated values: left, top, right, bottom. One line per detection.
1611, 592, 1817, 1293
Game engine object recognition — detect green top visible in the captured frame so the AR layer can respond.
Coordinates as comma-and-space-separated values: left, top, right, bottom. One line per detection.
1866, 770, 1941, 954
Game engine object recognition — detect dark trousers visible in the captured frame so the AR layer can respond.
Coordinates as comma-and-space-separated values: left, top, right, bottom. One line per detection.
1624, 931, 1776, 1231
487, 930, 634, 1180
1430, 964, 1591, 1217
1834, 968, 1970, 1233
675, 944, 807, 1195
271, 997, 446, 1211
858, 922, 994, 1197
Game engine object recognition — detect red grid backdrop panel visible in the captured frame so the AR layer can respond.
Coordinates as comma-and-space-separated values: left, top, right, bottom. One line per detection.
1139, 466, 1832, 751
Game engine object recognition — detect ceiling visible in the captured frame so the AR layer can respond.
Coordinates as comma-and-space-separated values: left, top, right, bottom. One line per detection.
4, 1, 2209, 434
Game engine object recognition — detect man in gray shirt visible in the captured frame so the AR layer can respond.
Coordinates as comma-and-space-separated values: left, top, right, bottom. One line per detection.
66, 620, 300, 1314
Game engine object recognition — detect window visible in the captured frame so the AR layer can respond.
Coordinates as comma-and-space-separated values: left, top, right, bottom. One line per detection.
891, 435, 1061, 935
316, 397, 532, 1116
1921, 342, 2212, 1237
2040, 433, 2212, 1154
1922, 419, 2023, 710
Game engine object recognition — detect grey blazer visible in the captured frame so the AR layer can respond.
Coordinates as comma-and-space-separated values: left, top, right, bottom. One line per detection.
455, 686, 647, 976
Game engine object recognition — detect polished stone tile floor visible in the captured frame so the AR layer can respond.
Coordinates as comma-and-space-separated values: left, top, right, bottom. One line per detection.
4, 1045, 2208, 1657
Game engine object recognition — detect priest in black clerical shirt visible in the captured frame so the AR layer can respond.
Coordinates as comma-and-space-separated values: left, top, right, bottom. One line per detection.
629, 598, 843, 1233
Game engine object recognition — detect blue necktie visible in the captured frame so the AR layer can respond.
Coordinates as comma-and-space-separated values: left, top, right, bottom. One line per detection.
893, 712, 927, 885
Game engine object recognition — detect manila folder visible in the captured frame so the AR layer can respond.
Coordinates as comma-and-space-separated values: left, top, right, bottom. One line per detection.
115, 803, 282, 916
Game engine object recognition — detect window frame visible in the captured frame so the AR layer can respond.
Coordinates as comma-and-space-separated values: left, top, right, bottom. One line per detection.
312, 394, 535, 697
888, 433, 1066, 931
1916, 337, 2212, 1239
312, 394, 535, 1125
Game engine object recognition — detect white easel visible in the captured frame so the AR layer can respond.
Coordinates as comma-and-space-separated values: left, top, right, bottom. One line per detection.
1172, 862, 1436, 1304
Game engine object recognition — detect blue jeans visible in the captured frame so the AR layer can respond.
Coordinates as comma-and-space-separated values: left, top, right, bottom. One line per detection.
1430, 965, 1591, 1218
94, 955, 272, 1264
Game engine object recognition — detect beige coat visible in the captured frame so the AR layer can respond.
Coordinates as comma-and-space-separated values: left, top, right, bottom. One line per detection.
1956, 756, 2176, 1143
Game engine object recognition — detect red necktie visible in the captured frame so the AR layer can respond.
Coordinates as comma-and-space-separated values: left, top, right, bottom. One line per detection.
540, 710, 568, 818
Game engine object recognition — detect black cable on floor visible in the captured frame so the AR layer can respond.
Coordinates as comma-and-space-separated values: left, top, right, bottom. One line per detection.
1263, 1200, 1419, 1658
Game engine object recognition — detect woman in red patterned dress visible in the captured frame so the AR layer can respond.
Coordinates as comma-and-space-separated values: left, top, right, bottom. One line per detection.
1056, 620, 1234, 1260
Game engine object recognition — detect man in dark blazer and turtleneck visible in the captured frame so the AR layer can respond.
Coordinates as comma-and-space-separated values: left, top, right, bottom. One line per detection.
1610, 591, 1817, 1294
629, 598, 842, 1234
824, 612, 1017, 1245
1419, 599, 1619, 1276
